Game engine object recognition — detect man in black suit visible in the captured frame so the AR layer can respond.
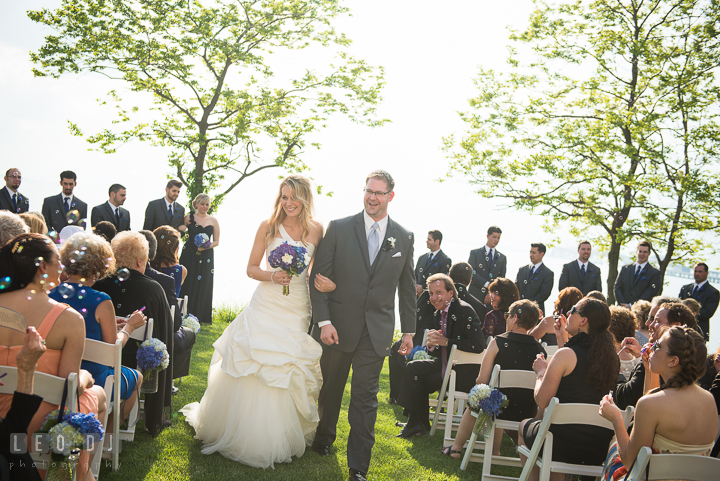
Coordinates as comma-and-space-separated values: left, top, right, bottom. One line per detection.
90, 183, 131, 232
467, 226, 507, 303
516, 243, 554, 315
0, 168, 29, 213
614, 240, 662, 308
414, 230, 451, 296
558, 240, 603, 296
41, 170, 88, 232
143, 179, 187, 233
679, 262, 719, 341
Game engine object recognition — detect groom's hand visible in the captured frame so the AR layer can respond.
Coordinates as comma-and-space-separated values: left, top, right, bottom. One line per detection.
320, 324, 340, 345
398, 334, 413, 355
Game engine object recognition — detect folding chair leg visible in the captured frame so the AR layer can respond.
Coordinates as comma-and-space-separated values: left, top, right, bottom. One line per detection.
460, 430, 478, 471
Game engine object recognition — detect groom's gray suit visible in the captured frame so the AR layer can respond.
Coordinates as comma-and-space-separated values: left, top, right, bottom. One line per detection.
310, 211, 415, 474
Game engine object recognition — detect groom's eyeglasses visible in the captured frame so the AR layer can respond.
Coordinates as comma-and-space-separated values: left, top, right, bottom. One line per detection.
363, 189, 391, 198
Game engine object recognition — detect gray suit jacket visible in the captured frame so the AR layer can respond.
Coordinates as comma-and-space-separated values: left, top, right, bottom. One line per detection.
90, 202, 131, 232
558, 260, 602, 296
310, 212, 416, 357
143, 198, 186, 232
0, 186, 29, 213
516, 263, 554, 315
613, 263, 662, 305
41, 194, 88, 232
468, 247, 507, 300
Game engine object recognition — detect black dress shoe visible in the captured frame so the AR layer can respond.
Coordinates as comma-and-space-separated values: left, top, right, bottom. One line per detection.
312, 444, 330, 456
396, 423, 426, 438
394, 421, 406, 428
349, 468, 367, 481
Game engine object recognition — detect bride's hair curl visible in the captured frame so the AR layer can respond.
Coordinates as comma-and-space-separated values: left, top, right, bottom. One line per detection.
266, 175, 314, 247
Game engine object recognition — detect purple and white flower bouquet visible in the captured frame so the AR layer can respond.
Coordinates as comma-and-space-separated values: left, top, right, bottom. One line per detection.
267, 242, 311, 296
194, 233, 211, 255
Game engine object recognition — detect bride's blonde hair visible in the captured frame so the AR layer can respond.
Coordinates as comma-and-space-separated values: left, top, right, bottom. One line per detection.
266, 175, 314, 246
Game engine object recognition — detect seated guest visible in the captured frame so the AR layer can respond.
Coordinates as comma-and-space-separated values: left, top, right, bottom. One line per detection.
585, 290, 607, 303
396, 274, 485, 438
608, 306, 639, 380
0, 327, 46, 481
483, 278, 519, 339
93, 220, 117, 242
141, 229, 195, 382
49, 232, 146, 426
151, 225, 187, 296
19, 212, 48, 235
709, 348, 720, 457
529, 287, 583, 345
441, 300, 545, 459
0, 211, 28, 245
0, 233, 106, 481
450, 262, 488, 321
682, 297, 701, 317
518, 298, 619, 479
93, 231, 174, 437
631, 300, 651, 345
599, 326, 717, 480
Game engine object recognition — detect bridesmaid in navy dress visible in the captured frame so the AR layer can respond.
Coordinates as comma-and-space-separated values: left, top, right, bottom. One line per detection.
180, 194, 220, 324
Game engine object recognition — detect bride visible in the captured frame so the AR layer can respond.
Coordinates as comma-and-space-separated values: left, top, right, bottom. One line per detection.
181, 174, 333, 468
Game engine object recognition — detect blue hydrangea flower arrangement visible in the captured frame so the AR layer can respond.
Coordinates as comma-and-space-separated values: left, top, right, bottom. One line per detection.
181, 313, 201, 333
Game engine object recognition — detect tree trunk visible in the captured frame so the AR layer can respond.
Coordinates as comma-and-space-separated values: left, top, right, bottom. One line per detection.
606, 234, 622, 305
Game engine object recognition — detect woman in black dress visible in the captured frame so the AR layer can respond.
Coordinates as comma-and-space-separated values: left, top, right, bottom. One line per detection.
180, 193, 220, 324
442, 299, 545, 458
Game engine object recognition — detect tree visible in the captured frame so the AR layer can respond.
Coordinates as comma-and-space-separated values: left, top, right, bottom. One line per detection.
442, 0, 720, 303
29, 0, 386, 209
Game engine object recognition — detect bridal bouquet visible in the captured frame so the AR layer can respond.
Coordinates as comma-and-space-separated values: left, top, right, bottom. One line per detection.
194, 233, 211, 255
181, 313, 201, 333
467, 384, 509, 439
268, 242, 311, 296
38, 408, 104, 480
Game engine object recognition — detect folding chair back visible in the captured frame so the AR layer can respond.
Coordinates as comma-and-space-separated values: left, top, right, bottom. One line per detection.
181, 295, 189, 317
129, 317, 153, 341
626, 446, 720, 481
541, 343, 558, 358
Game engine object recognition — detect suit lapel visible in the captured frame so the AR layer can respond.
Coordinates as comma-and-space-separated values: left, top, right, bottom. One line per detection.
354, 213, 371, 275
103, 203, 119, 228
371, 217, 395, 277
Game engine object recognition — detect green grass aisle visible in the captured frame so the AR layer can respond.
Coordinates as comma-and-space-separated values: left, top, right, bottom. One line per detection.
98, 305, 522, 480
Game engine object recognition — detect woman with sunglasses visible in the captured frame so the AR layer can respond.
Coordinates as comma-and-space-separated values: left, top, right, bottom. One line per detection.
599, 326, 716, 480
517, 298, 619, 481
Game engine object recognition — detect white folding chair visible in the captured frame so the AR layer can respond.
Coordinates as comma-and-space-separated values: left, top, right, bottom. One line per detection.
181, 295, 188, 317
429, 344, 485, 446
460, 365, 536, 474
540, 342, 558, 359
121, 318, 153, 443
626, 446, 720, 480
82, 339, 122, 475
518, 397, 635, 481
0, 368, 79, 471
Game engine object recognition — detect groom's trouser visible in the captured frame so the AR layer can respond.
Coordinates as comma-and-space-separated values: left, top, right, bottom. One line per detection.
314, 327, 384, 474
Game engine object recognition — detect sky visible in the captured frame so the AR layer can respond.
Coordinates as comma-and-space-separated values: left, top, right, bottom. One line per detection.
1, 1, 717, 351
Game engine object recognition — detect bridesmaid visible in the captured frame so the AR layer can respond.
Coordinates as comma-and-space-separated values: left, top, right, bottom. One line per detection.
179, 194, 220, 324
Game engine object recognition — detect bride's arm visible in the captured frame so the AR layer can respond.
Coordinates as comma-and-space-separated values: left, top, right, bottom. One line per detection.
246, 221, 289, 284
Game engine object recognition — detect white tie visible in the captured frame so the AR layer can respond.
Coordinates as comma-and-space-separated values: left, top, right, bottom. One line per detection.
368, 222, 380, 264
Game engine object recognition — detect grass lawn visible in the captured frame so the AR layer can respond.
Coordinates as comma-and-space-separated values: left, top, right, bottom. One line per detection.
98, 305, 524, 480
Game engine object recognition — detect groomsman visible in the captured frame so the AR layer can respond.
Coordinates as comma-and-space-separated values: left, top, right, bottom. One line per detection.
467, 226, 507, 302
143, 179, 187, 233
558, 240, 602, 296
414, 230, 451, 296
515, 243, 554, 315
614, 240, 662, 308
0, 168, 29, 213
678, 262, 719, 341
90, 184, 131, 232
41, 171, 88, 232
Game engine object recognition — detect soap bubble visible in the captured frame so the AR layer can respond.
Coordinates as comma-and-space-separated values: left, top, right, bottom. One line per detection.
197, 275, 202, 280
116, 268, 130, 281
34, 257, 43, 267
58, 283, 75, 299
66, 210, 80, 225
0, 277, 10, 290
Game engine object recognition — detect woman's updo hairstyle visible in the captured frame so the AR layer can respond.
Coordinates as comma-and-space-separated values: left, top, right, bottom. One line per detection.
508, 299, 540, 330
577, 298, 619, 393
0, 233, 57, 292
661, 326, 707, 390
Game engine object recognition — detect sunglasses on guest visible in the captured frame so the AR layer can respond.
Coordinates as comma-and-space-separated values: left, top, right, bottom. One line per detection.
568, 305, 584, 317
649, 340, 672, 355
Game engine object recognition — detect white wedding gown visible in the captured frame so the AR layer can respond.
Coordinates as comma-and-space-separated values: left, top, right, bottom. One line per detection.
180, 227, 323, 468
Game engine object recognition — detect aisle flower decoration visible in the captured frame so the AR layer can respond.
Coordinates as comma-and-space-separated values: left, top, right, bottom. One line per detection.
267, 242, 310, 296
181, 313, 201, 333
194, 233, 211, 255
136, 338, 169, 393
467, 383, 508, 438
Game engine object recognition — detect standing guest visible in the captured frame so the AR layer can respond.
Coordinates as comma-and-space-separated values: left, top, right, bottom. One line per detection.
93, 231, 174, 437
516, 243, 554, 315
143, 179, 187, 233
468, 226, 507, 303
483, 278, 520, 339
179, 194, 220, 324
529, 287, 583, 345
49, 232, 146, 426
518, 298, 620, 479
395, 274, 484, 438
152, 225, 187, 296
0, 168, 29, 213
19, 212, 48, 235
558, 240, 602, 295
414, 230, 451, 296
93, 220, 117, 242
0, 211, 29, 245
614, 241, 662, 308
41, 170, 88, 232
90, 184, 131, 232
678, 262, 719, 341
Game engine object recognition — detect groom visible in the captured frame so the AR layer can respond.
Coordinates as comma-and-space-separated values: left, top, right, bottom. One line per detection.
310, 170, 416, 481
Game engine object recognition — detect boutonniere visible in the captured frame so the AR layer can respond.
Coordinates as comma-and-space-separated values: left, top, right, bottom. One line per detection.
383, 237, 396, 252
